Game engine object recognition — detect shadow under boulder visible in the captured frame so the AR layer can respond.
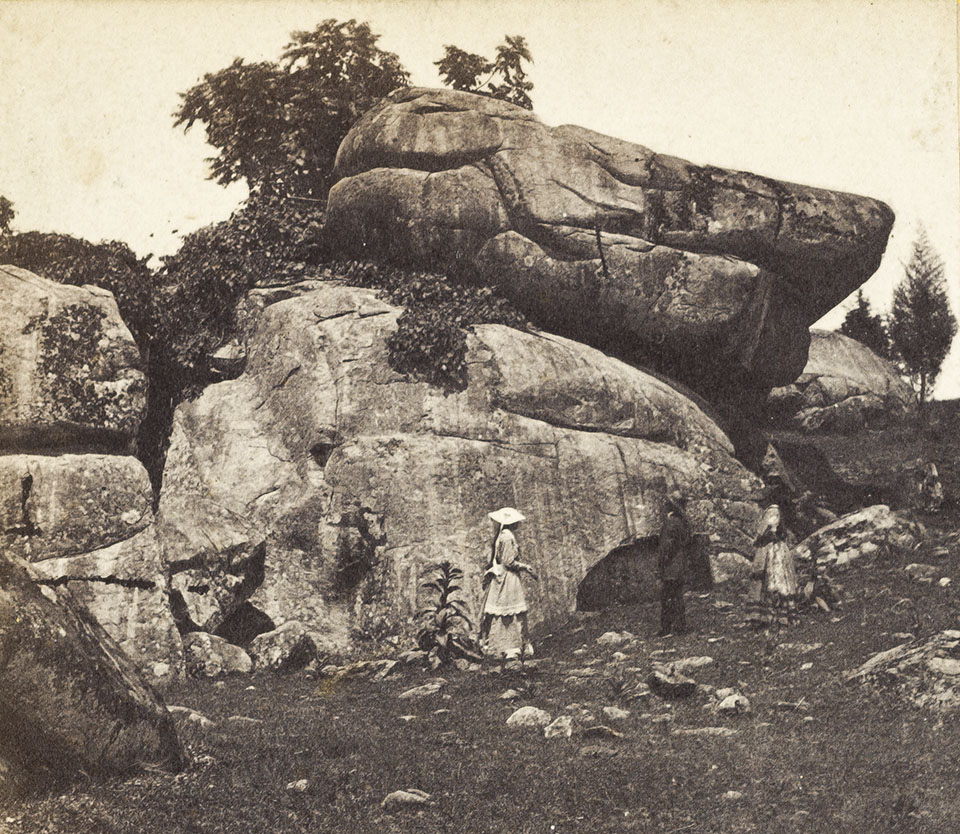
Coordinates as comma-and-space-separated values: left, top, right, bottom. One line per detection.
577, 535, 713, 611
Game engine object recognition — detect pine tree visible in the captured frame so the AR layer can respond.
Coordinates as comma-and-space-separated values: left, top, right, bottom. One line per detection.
839, 289, 890, 358
888, 228, 957, 418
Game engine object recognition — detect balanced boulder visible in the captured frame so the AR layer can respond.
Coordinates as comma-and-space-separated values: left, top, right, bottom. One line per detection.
326, 88, 894, 407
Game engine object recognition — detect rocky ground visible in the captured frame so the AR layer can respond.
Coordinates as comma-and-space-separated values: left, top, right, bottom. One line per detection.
4, 408, 960, 834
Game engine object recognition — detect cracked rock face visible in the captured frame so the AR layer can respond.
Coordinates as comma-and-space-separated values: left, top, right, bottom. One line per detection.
0, 267, 182, 687
326, 88, 894, 405
157, 281, 761, 644
768, 330, 915, 432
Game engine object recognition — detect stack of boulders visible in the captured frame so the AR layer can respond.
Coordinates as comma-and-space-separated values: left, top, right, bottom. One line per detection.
0, 265, 182, 689
0, 89, 898, 674
326, 87, 894, 419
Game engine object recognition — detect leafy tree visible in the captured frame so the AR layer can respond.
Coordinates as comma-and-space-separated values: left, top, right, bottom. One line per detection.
839, 289, 890, 358
174, 19, 409, 198
435, 35, 534, 109
0, 195, 14, 235
888, 228, 957, 416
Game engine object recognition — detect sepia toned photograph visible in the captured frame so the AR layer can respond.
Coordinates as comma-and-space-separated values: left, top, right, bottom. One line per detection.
1, 0, 958, 831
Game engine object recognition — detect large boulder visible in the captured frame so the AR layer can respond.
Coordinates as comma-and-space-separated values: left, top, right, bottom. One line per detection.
0, 264, 145, 450
768, 330, 915, 431
0, 266, 182, 686
847, 630, 960, 711
157, 281, 761, 648
325, 88, 894, 409
0, 552, 181, 798
794, 505, 924, 570
29, 527, 183, 688
0, 453, 152, 562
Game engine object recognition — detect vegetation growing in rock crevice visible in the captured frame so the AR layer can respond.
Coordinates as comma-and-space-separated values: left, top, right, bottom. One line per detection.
331, 260, 528, 392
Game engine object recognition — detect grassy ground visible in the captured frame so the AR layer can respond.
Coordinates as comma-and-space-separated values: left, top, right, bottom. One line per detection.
5, 409, 960, 834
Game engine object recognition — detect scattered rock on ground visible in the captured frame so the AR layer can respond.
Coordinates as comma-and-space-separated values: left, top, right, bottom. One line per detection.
648, 667, 698, 699
506, 706, 552, 729
846, 629, 960, 710
249, 622, 317, 674
167, 706, 216, 731
602, 706, 631, 721
183, 632, 252, 678
597, 631, 635, 646
671, 656, 714, 674
544, 716, 575, 739
794, 505, 924, 570
381, 789, 433, 811
715, 693, 752, 715
905, 563, 939, 583
578, 744, 620, 759
582, 724, 625, 739
398, 679, 446, 700
286, 779, 309, 793
499, 689, 522, 700
673, 727, 739, 737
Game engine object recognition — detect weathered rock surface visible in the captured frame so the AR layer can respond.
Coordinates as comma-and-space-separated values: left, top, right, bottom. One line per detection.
183, 631, 253, 678
0, 265, 145, 450
0, 453, 152, 562
157, 281, 761, 645
794, 505, 924, 570
327, 88, 893, 405
847, 630, 960, 710
768, 330, 914, 431
248, 621, 317, 673
0, 266, 182, 686
0, 552, 181, 798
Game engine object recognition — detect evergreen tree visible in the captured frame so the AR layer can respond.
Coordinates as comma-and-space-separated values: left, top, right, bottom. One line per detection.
839, 289, 890, 358
888, 228, 957, 417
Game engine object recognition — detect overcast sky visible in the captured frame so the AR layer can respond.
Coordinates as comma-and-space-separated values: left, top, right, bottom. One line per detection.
2, 0, 958, 395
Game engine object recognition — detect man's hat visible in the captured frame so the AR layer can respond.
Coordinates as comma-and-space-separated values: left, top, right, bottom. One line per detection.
488, 507, 526, 526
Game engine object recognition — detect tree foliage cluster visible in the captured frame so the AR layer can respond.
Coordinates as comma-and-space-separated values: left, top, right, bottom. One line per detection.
434, 35, 534, 110
839, 290, 891, 359
176, 20, 533, 200
838, 229, 956, 413
888, 229, 957, 410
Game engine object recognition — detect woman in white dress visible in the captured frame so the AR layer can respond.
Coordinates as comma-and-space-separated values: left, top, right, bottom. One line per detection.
480, 507, 538, 659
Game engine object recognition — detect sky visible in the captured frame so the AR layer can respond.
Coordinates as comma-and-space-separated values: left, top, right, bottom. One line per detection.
2, 0, 959, 395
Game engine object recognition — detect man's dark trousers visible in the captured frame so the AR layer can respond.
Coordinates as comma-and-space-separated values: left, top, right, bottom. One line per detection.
660, 579, 687, 634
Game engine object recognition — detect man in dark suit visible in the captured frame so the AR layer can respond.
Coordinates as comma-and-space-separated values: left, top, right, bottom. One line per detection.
657, 491, 692, 636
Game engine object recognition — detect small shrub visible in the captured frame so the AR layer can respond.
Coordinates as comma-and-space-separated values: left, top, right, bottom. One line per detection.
329, 260, 528, 393
416, 560, 481, 665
